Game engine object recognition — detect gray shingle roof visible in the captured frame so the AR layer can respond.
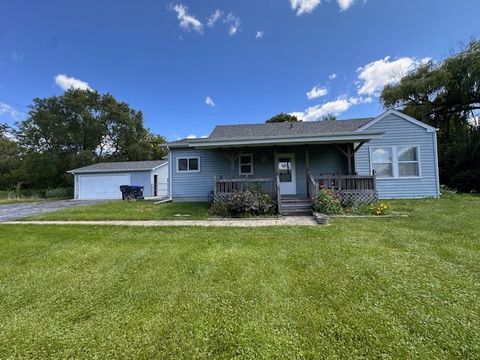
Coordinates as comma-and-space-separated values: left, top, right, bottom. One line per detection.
209, 118, 373, 139
68, 160, 167, 173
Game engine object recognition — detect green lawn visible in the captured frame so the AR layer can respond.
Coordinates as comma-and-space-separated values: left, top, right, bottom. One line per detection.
27, 200, 211, 220
0, 195, 479, 358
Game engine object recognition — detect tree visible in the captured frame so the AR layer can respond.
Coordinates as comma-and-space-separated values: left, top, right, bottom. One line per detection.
320, 114, 337, 121
266, 113, 300, 123
380, 40, 480, 192
0, 124, 24, 189
15, 89, 167, 189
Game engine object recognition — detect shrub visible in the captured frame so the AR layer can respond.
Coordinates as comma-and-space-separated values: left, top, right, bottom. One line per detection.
315, 188, 342, 215
44, 187, 73, 199
210, 201, 231, 218
229, 189, 276, 216
440, 184, 458, 196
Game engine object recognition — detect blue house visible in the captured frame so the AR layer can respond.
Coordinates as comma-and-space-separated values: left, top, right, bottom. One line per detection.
164, 110, 440, 215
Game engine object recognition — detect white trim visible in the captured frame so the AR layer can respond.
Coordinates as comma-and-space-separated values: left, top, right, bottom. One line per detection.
176, 156, 200, 173
357, 109, 437, 133
168, 147, 173, 199
151, 162, 169, 171
370, 145, 422, 179
238, 153, 253, 175
433, 132, 441, 197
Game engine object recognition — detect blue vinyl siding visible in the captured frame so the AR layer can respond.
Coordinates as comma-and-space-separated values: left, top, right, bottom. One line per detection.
131, 171, 153, 197
170, 146, 347, 201
355, 113, 439, 199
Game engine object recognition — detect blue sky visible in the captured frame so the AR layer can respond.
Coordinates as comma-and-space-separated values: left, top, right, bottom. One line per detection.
1, 0, 479, 140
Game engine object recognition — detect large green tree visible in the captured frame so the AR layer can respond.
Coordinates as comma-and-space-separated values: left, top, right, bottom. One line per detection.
266, 113, 300, 123
381, 40, 480, 192
0, 124, 24, 189
15, 89, 166, 189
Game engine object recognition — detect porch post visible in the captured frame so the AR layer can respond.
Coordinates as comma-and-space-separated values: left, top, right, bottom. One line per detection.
305, 145, 310, 197
346, 144, 352, 175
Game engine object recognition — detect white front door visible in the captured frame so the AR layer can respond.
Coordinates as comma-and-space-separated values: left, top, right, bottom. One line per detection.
276, 153, 296, 195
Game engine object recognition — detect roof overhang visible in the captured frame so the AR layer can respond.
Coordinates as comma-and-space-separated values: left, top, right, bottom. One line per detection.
67, 162, 168, 174
170, 131, 384, 149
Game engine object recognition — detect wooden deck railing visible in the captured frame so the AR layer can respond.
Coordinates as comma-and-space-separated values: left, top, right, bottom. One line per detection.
213, 177, 277, 200
307, 171, 318, 204
315, 175, 376, 192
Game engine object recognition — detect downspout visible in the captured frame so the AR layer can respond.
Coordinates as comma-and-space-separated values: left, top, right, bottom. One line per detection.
155, 146, 173, 204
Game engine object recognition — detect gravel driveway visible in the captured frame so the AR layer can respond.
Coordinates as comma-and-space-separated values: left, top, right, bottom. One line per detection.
0, 200, 102, 222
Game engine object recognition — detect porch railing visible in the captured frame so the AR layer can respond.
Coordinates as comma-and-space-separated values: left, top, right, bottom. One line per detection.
315, 175, 376, 192
213, 177, 277, 201
307, 171, 318, 204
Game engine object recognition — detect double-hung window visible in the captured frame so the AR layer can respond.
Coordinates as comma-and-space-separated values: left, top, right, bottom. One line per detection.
397, 146, 420, 177
177, 157, 200, 172
239, 154, 253, 175
371, 147, 393, 177
371, 145, 420, 178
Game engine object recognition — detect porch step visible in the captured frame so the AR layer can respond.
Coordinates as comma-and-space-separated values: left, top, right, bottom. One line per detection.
280, 197, 313, 216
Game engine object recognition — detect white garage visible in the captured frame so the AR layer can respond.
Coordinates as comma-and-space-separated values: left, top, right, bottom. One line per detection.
68, 160, 168, 200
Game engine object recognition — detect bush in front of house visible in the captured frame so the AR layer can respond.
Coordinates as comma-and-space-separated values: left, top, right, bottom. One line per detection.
315, 188, 343, 215
210, 189, 276, 217
44, 187, 74, 199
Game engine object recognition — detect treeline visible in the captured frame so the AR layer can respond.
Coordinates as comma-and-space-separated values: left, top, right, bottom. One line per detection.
381, 40, 480, 192
0, 90, 166, 192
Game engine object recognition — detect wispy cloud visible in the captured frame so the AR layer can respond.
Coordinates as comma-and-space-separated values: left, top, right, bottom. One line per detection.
291, 96, 371, 121
207, 9, 223, 27
171, 4, 203, 34
223, 13, 241, 35
337, 0, 355, 11
0, 101, 23, 120
328, 73, 337, 80
54, 74, 91, 91
290, 0, 322, 15
10, 51, 23, 62
357, 56, 430, 96
307, 86, 328, 100
290, 0, 363, 14
205, 96, 215, 107
256, 31, 264, 39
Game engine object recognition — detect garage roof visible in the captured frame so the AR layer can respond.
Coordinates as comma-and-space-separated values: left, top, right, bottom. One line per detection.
67, 160, 167, 174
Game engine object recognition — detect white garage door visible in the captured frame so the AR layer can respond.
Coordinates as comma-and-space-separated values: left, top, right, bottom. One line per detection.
77, 173, 131, 200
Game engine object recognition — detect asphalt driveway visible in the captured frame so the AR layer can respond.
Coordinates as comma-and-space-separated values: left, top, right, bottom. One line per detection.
0, 200, 102, 222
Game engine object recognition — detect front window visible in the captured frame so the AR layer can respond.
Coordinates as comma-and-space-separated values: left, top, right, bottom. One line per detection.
371, 145, 421, 178
239, 154, 253, 175
371, 147, 393, 177
177, 157, 200, 172
397, 146, 419, 177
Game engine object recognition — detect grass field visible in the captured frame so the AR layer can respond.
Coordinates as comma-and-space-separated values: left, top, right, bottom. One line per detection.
26, 200, 211, 220
0, 195, 479, 358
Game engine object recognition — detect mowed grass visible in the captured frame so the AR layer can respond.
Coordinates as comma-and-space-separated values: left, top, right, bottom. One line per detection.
27, 200, 211, 220
0, 195, 479, 359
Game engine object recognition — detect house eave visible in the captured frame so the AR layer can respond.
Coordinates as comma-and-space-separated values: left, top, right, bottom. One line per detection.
180, 131, 384, 149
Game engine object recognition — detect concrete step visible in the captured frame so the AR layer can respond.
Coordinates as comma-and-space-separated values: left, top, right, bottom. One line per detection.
281, 209, 313, 216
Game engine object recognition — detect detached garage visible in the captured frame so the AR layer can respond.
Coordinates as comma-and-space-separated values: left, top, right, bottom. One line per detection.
68, 160, 168, 200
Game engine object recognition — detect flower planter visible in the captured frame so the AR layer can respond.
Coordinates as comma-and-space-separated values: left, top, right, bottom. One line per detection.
313, 213, 329, 225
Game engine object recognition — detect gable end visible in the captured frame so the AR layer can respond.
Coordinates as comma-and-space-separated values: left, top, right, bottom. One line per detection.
356, 109, 437, 133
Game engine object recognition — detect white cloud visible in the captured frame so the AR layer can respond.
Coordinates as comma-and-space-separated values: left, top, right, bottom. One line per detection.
207, 9, 223, 27
186, 134, 197, 139
205, 96, 215, 107
328, 73, 337, 80
172, 4, 203, 34
291, 96, 372, 121
337, 0, 354, 11
357, 56, 429, 96
0, 101, 22, 120
54, 74, 91, 91
11, 51, 23, 62
256, 31, 264, 39
290, 0, 322, 15
223, 13, 241, 35
307, 86, 328, 100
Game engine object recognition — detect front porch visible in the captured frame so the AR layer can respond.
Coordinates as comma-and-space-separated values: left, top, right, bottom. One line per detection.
212, 144, 377, 215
